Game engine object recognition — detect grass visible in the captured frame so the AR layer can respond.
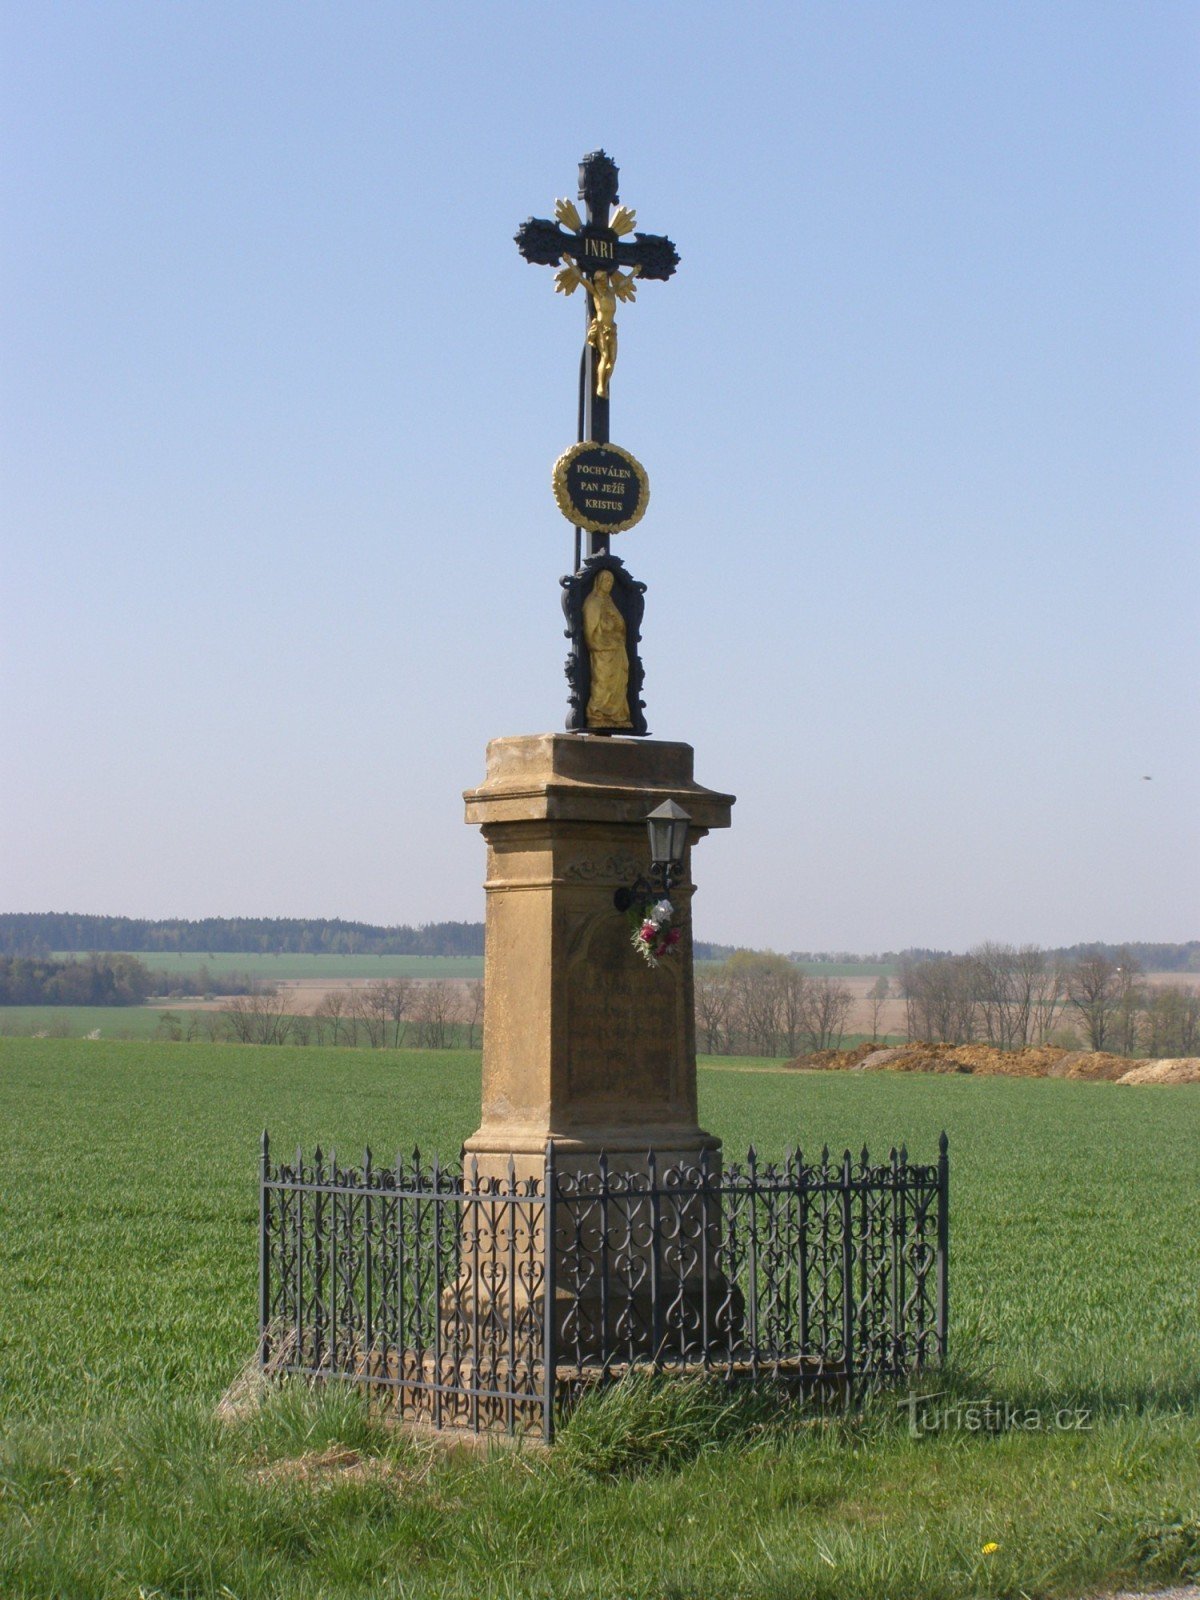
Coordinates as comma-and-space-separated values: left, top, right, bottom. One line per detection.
0, 1004, 173, 1039
51, 950, 487, 980
0, 1006, 485, 1047
0, 1038, 1197, 1598
45, 951, 893, 982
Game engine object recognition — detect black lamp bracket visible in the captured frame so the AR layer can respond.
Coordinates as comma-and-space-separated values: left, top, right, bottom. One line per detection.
613, 861, 677, 914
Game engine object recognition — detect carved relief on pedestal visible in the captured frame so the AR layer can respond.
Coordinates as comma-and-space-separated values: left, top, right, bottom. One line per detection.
562, 853, 642, 884
563, 910, 680, 1109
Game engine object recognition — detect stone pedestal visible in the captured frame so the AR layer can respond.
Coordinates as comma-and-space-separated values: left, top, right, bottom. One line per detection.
462, 733, 734, 1179
455, 734, 736, 1360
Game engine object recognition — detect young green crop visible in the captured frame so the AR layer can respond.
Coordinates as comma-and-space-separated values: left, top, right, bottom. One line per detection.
0, 1038, 1197, 1599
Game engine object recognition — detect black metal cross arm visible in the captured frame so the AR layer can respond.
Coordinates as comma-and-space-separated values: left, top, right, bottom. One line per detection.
515, 217, 679, 281
621, 233, 680, 281
514, 216, 576, 267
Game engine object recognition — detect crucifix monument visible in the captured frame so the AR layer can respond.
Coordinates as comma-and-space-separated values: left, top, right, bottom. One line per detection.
461, 152, 734, 1216
257, 153, 945, 1421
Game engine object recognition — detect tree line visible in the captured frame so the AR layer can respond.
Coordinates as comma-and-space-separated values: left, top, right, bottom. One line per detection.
0, 955, 261, 1007
0, 954, 155, 1007
0, 914, 487, 958
789, 941, 1200, 973
0, 911, 737, 963
899, 944, 1200, 1057
695, 953, 857, 1057
162, 979, 486, 1050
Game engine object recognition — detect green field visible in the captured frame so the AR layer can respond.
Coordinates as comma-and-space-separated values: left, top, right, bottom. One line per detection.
0, 1039, 1197, 1599
0, 1004, 172, 1039
47, 951, 894, 981
51, 950, 487, 981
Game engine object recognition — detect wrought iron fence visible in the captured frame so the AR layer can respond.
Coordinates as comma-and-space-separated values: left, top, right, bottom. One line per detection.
260, 1134, 948, 1441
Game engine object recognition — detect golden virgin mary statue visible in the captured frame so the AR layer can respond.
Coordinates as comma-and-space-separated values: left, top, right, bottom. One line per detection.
582, 569, 631, 728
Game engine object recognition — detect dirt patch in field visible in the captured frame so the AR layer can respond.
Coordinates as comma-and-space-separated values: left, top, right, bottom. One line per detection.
1114, 1057, 1200, 1086
784, 1041, 1200, 1084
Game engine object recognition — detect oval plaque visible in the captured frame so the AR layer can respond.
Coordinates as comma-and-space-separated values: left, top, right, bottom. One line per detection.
552, 441, 649, 535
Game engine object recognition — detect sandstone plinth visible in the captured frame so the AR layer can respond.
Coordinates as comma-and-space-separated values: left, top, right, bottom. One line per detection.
462, 733, 734, 1179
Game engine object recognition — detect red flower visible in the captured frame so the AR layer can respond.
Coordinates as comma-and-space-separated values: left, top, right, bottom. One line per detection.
640, 922, 656, 941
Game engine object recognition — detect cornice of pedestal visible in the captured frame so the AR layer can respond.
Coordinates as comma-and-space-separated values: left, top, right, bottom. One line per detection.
463, 733, 735, 832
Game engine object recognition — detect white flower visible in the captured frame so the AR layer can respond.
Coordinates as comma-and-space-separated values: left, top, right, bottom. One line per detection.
651, 899, 674, 923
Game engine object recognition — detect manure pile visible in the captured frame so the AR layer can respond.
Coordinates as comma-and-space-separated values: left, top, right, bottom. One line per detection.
786, 1039, 1200, 1085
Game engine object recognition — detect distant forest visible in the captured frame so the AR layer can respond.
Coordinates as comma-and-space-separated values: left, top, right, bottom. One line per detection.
0, 912, 737, 964
789, 942, 1200, 973
0, 916, 1193, 973
0, 914, 487, 958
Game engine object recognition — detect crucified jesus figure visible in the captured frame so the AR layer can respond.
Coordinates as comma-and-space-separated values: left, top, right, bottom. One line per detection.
555, 257, 640, 398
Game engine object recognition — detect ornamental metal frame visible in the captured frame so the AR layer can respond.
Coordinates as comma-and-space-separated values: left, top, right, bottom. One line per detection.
259, 1134, 948, 1442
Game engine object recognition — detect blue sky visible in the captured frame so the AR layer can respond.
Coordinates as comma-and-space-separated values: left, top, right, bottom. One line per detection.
2, 2, 1196, 952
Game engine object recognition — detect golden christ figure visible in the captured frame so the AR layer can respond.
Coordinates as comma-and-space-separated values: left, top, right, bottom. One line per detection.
555, 256, 641, 400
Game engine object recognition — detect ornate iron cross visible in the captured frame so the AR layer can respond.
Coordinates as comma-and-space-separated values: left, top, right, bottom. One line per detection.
516, 152, 679, 558
515, 149, 680, 297
517, 151, 676, 734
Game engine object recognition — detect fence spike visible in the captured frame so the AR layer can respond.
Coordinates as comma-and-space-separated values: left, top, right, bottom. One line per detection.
939, 1130, 949, 1155
899, 1142, 908, 1164
821, 1143, 829, 1164
544, 1137, 555, 1197
861, 1143, 870, 1166
262, 1129, 270, 1160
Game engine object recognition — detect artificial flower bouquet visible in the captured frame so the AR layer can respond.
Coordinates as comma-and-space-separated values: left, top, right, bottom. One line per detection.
629, 897, 683, 968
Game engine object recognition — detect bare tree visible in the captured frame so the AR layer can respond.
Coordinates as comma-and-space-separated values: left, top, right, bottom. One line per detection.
220, 987, 294, 1046
779, 968, 811, 1056
1066, 950, 1137, 1052
799, 976, 853, 1051
313, 988, 350, 1046
413, 981, 463, 1049
352, 983, 393, 1049
384, 978, 416, 1048
1113, 961, 1145, 1057
463, 980, 484, 1049
694, 971, 732, 1054
970, 943, 1025, 1049
1144, 983, 1200, 1057
900, 957, 977, 1044
724, 952, 790, 1056
867, 975, 890, 1042
1036, 953, 1068, 1043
